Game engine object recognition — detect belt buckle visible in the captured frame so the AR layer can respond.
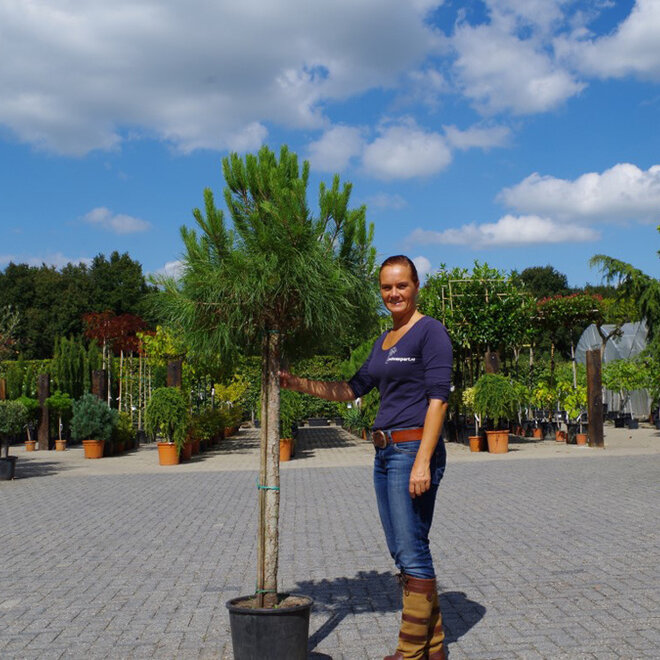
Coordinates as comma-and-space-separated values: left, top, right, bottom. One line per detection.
372, 429, 388, 449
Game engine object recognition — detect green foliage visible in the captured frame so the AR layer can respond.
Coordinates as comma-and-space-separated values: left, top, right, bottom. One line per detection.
150, 144, 380, 366
602, 358, 650, 397
516, 265, 569, 299
52, 336, 100, 399
145, 387, 189, 449
473, 373, 519, 428
0, 305, 20, 360
70, 393, 117, 442
280, 389, 303, 438
45, 391, 73, 419
0, 252, 153, 358
0, 399, 28, 457
342, 405, 369, 435
419, 261, 534, 356
590, 246, 660, 341
17, 395, 40, 424
112, 411, 136, 447
536, 294, 603, 338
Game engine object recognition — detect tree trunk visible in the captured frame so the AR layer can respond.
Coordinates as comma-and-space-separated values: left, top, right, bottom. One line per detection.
256, 331, 281, 608
118, 350, 124, 412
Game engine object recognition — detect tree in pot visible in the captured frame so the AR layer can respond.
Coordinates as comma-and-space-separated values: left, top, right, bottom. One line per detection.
145, 386, 188, 465
70, 393, 117, 458
462, 386, 485, 451
151, 145, 378, 657
473, 373, 519, 453
16, 395, 40, 449
0, 400, 28, 479
45, 391, 73, 450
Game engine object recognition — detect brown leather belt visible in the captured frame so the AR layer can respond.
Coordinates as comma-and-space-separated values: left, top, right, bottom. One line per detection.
372, 427, 424, 449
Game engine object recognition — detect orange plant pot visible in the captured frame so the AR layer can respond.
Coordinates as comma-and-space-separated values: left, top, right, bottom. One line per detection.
469, 435, 485, 452
555, 430, 567, 443
55, 439, 66, 451
575, 433, 588, 446
532, 428, 543, 439
157, 442, 179, 465
82, 439, 104, 459
486, 430, 509, 454
25, 440, 36, 452
279, 438, 293, 462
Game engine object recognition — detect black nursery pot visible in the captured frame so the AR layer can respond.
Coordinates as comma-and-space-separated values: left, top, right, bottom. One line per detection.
0, 456, 17, 481
226, 594, 313, 660
626, 418, 639, 429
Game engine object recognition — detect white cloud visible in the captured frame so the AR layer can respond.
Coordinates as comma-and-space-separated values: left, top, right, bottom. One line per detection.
407, 215, 599, 248
0, 252, 92, 269
451, 18, 585, 115
499, 163, 660, 223
307, 126, 364, 172
443, 124, 511, 150
555, 0, 660, 81
83, 207, 151, 234
156, 259, 184, 279
366, 193, 408, 210
0, 0, 438, 156
362, 121, 451, 180
412, 255, 432, 282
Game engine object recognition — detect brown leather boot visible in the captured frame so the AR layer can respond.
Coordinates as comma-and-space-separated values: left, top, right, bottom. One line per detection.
426, 587, 446, 660
384, 574, 436, 660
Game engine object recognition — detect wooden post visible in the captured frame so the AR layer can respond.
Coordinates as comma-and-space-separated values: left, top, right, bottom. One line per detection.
167, 359, 183, 388
37, 373, 50, 451
0, 378, 6, 400
484, 351, 500, 374
92, 369, 107, 401
586, 349, 604, 448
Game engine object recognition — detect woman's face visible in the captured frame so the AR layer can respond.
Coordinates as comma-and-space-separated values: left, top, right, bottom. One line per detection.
379, 264, 419, 318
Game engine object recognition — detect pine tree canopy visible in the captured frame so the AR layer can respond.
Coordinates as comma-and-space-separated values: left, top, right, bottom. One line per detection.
151, 145, 379, 366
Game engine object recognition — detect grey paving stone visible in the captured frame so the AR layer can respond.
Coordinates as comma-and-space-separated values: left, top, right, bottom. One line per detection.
1, 427, 659, 658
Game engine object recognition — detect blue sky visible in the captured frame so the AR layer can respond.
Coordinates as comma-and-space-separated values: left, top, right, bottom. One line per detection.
0, 0, 659, 287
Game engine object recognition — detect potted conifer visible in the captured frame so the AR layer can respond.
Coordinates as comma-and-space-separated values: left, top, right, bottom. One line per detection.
0, 400, 28, 480
152, 145, 377, 659
473, 373, 519, 453
71, 393, 117, 459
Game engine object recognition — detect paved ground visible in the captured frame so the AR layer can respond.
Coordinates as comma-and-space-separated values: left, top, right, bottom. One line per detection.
0, 424, 658, 659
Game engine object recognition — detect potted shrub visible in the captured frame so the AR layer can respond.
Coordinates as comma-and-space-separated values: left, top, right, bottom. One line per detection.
112, 411, 135, 454
462, 386, 485, 451
559, 382, 588, 445
17, 395, 40, 451
603, 358, 646, 430
473, 373, 519, 453
45, 391, 73, 451
145, 387, 188, 465
0, 400, 28, 480
71, 393, 117, 459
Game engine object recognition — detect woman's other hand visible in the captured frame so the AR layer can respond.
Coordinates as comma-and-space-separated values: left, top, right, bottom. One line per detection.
279, 369, 295, 389
409, 459, 431, 498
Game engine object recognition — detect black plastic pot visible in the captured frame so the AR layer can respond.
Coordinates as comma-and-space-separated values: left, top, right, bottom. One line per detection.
614, 417, 625, 428
0, 456, 17, 480
226, 594, 312, 660
307, 418, 328, 427
627, 418, 639, 429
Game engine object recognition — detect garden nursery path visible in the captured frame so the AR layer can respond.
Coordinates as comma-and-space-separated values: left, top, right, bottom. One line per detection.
1, 424, 658, 659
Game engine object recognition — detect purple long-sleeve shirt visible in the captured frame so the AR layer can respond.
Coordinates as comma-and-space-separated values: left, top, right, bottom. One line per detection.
348, 315, 452, 430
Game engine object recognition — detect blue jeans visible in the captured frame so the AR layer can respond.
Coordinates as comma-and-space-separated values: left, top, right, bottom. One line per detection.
373, 436, 446, 579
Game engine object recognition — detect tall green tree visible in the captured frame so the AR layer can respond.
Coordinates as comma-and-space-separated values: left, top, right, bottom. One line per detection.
153, 145, 378, 607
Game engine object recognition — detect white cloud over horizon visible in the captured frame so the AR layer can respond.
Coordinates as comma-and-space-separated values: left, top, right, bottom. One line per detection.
83, 207, 151, 234
499, 163, 660, 223
307, 125, 365, 172
443, 123, 511, 150
407, 215, 599, 248
412, 255, 432, 282
0, 252, 92, 269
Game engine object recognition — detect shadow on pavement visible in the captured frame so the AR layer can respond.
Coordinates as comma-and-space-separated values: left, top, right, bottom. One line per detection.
14, 459, 72, 479
294, 427, 368, 460
296, 570, 485, 654
210, 434, 261, 455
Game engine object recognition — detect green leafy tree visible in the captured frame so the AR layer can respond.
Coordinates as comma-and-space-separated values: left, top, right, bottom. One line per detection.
0, 400, 28, 458
45, 391, 74, 442
145, 387, 189, 450
16, 396, 40, 442
516, 265, 570, 299
152, 145, 378, 608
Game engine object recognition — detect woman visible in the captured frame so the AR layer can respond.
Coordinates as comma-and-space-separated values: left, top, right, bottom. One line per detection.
281, 255, 452, 660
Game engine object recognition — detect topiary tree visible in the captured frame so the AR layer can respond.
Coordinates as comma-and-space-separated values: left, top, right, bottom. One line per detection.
0, 400, 28, 458
152, 145, 378, 608
16, 395, 40, 443
45, 391, 73, 442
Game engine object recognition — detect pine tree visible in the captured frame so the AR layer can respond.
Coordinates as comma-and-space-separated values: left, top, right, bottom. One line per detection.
152, 145, 378, 607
